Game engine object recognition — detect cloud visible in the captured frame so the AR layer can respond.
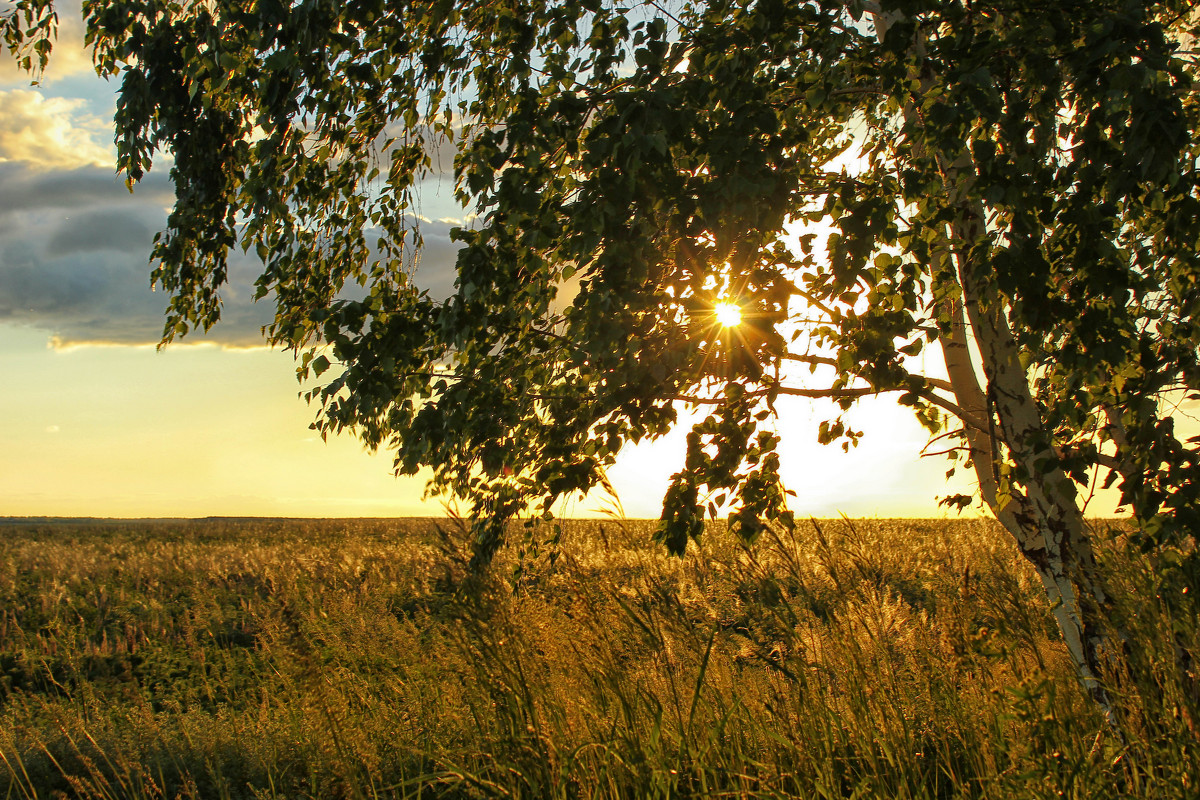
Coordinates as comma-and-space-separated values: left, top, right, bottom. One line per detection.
0, 162, 266, 346
0, 89, 110, 168
0, 161, 168, 215
43, 208, 154, 258
406, 217, 465, 301
0, 162, 465, 348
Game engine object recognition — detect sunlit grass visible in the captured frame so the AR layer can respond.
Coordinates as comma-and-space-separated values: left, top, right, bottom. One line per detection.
0, 517, 1195, 798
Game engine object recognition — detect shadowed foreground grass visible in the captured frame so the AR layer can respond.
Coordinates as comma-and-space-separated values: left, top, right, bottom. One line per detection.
0, 517, 1195, 798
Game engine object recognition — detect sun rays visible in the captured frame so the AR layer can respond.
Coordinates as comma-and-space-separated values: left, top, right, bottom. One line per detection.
713, 300, 743, 328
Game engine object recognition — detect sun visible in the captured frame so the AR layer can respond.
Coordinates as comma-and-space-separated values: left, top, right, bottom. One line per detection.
713, 301, 743, 327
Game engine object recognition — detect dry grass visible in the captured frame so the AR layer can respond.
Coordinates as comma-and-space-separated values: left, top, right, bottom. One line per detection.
0, 517, 1195, 798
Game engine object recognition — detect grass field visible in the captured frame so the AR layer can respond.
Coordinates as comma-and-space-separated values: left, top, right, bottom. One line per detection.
0, 517, 1196, 799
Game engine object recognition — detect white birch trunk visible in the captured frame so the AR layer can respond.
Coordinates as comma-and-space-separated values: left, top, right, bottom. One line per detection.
870, 6, 1122, 731
956, 263, 1119, 730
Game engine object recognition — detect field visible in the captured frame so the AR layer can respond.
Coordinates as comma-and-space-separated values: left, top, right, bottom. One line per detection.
0, 517, 1196, 799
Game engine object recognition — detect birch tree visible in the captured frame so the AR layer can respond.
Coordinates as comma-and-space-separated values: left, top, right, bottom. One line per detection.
6, 0, 1199, 727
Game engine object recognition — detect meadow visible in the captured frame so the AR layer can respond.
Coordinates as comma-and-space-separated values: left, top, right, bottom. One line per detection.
0, 517, 1195, 799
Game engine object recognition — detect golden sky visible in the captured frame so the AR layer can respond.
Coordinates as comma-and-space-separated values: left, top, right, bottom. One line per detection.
1, 323, 994, 518
0, 6, 1124, 520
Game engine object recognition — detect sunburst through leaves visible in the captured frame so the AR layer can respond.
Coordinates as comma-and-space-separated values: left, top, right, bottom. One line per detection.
713, 301, 743, 328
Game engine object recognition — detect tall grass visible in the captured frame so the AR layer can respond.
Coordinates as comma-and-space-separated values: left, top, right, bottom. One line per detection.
0, 517, 1195, 798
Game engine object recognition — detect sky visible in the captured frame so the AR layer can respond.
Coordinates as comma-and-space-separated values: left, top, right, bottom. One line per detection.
0, 5, 1121, 520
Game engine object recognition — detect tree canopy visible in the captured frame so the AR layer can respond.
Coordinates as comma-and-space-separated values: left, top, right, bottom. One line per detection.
5, 0, 1200, 725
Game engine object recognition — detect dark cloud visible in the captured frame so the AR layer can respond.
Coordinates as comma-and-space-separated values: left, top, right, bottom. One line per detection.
0, 162, 465, 347
406, 217, 466, 301
0, 162, 172, 214
44, 209, 156, 258
0, 163, 240, 345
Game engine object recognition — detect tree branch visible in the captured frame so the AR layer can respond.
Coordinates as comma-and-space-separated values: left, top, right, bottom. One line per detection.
914, 386, 989, 434
781, 353, 839, 369
675, 381, 986, 429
